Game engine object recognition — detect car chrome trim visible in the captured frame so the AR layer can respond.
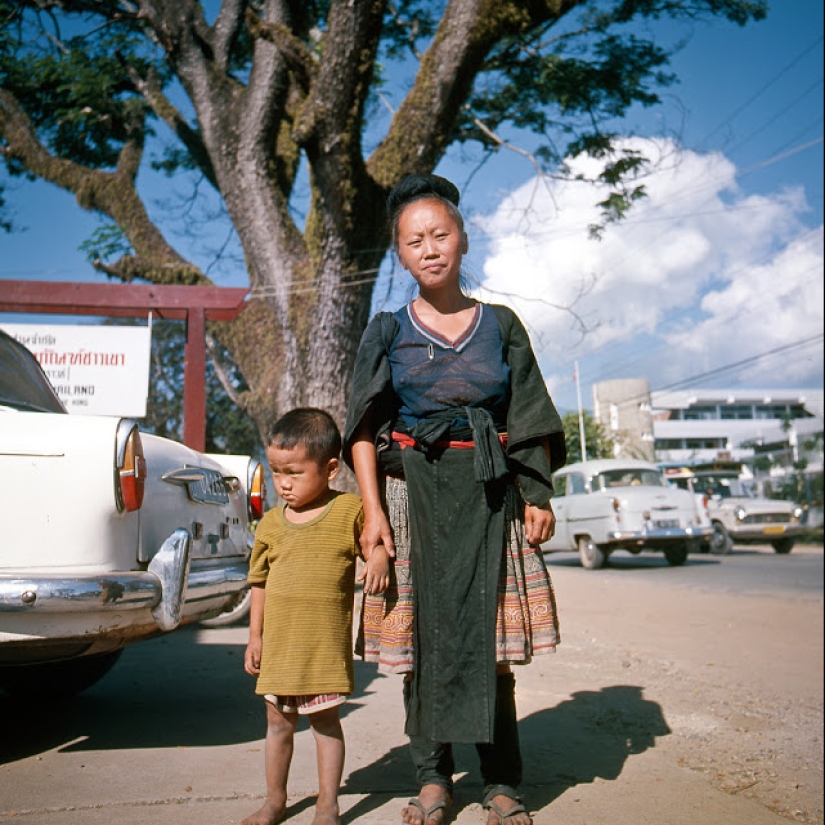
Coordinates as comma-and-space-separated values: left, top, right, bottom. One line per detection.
0, 527, 248, 629
115, 418, 140, 468
147, 528, 192, 632
161, 466, 230, 505
607, 525, 714, 542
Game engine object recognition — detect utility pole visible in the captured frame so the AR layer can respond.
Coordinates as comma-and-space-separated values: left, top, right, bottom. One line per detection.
575, 360, 587, 462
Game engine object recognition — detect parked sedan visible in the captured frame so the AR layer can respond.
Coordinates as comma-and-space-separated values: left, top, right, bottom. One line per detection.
0, 329, 265, 695
545, 458, 712, 569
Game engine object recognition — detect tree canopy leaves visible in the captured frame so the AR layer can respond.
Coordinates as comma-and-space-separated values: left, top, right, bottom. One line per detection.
0, 0, 768, 444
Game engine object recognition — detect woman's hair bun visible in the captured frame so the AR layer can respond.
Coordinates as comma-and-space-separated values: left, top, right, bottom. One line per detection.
386, 174, 460, 219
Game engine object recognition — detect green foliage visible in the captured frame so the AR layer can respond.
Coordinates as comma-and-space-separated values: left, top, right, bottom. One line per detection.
764, 470, 824, 510
0, 183, 10, 232
1, 0, 769, 210
78, 224, 132, 263
561, 409, 616, 464
1, 19, 160, 168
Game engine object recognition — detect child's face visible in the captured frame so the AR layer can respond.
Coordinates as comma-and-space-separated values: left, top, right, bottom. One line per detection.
267, 443, 338, 512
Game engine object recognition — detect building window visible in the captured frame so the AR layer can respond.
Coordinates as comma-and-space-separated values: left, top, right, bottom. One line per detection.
682, 405, 718, 420
720, 405, 753, 420
684, 438, 726, 449
754, 404, 788, 419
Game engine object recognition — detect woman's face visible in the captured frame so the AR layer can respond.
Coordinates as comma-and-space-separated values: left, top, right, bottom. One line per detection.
395, 198, 468, 294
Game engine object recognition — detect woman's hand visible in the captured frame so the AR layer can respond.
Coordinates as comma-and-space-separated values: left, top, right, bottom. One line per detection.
524, 501, 556, 547
351, 429, 396, 560
360, 508, 395, 561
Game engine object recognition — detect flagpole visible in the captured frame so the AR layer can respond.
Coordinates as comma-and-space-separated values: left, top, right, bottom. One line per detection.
575, 360, 587, 462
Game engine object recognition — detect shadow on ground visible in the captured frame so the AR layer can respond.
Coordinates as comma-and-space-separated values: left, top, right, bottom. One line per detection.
1, 626, 385, 763
340, 683, 671, 823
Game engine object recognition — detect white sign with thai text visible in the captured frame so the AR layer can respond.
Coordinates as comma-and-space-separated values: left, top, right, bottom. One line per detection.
0, 323, 151, 417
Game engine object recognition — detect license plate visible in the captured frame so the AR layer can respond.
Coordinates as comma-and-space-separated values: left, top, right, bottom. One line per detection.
654, 519, 679, 529
763, 525, 785, 534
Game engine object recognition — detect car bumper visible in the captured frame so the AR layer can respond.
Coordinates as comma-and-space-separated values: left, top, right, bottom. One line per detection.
728, 523, 805, 542
0, 529, 248, 631
605, 525, 713, 546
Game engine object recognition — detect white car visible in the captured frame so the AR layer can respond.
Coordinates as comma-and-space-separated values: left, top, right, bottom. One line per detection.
545, 458, 713, 569
0, 329, 265, 695
661, 462, 805, 555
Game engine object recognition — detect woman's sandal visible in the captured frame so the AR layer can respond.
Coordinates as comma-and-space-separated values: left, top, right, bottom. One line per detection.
403, 797, 449, 825
484, 797, 533, 825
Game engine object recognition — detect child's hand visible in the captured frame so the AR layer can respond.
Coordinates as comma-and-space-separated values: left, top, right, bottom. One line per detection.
244, 637, 262, 676
357, 545, 391, 595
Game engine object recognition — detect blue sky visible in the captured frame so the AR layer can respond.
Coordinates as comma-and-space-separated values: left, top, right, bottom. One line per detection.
1, 2, 823, 415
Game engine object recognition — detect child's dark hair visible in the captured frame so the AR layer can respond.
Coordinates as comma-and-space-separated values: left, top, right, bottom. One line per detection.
267, 407, 342, 466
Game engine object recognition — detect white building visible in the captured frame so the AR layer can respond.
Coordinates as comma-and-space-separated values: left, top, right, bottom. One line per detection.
651, 388, 823, 467
592, 381, 823, 470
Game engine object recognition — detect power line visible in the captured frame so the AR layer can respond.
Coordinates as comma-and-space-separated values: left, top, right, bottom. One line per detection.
601, 335, 825, 408
695, 34, 824, 152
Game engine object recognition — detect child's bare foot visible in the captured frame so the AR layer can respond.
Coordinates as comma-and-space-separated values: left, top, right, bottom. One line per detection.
310, 804, 341, 825
241, 797, 286, 825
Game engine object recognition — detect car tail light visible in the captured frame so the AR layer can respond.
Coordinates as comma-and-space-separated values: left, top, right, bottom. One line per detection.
611, 497, 621, 513
116, 421, 146, 512
247, 459, 266, 522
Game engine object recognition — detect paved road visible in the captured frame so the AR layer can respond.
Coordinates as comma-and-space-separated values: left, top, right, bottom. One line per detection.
544, 542, 825, 599
1, 543, 822, 825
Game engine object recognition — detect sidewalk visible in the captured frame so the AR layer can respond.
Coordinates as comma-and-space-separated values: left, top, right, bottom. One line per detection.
2, 551, 821, 825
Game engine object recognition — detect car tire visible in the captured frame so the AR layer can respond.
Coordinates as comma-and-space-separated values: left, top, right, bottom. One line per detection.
0, 650, 123, 698
578, 536, 607, 569
771, 538, 795, 554
199, 587, 252, 627
664, 544, 689, 566
709, 522, 733, 555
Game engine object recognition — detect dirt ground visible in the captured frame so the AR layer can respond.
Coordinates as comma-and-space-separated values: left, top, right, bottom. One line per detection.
0, 544, 822, 825
525, 545, 824, 825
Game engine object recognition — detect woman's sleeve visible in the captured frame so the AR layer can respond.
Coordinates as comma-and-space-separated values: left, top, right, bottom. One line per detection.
495, 305, 567, 504
342, 313, 398, 469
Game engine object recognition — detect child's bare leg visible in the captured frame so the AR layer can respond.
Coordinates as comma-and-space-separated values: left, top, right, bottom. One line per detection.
308, 706, 345, 825
242, 701, 299, 825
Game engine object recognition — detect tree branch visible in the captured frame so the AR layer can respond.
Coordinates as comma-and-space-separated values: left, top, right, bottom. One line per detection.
369, 0, 583, 188
294, 0, 386, 242
247, 7, 315, 95
206, 331, 244, 407
126, 62, 218, 187
0, 87, 204, 285
211, 0, 246, 72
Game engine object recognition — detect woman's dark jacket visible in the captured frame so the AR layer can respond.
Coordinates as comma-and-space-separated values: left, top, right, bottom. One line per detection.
343, 303, 566, 743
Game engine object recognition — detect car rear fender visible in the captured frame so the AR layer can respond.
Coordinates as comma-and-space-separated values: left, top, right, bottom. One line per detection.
0, 412, 140, 572
137, 434, 249, 564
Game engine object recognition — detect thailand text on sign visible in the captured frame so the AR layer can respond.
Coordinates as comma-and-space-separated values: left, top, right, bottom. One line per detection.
0, 323, 151, 417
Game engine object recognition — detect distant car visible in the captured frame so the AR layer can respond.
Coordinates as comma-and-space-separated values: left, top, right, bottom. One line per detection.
661, 462, 805, 554
545, 458, 712, 569
0, 329, 265, 695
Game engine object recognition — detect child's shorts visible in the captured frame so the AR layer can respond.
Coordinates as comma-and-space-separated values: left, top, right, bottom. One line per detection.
264, 693, 347, 715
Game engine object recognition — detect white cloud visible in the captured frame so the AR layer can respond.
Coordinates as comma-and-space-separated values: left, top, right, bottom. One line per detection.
472, 137, 823, 409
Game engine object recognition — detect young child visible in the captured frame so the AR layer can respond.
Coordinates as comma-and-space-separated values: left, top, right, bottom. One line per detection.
242, 407, 390, 825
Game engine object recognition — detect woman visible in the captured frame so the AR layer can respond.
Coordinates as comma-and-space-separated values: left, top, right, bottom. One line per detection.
344, 174, 566, 825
